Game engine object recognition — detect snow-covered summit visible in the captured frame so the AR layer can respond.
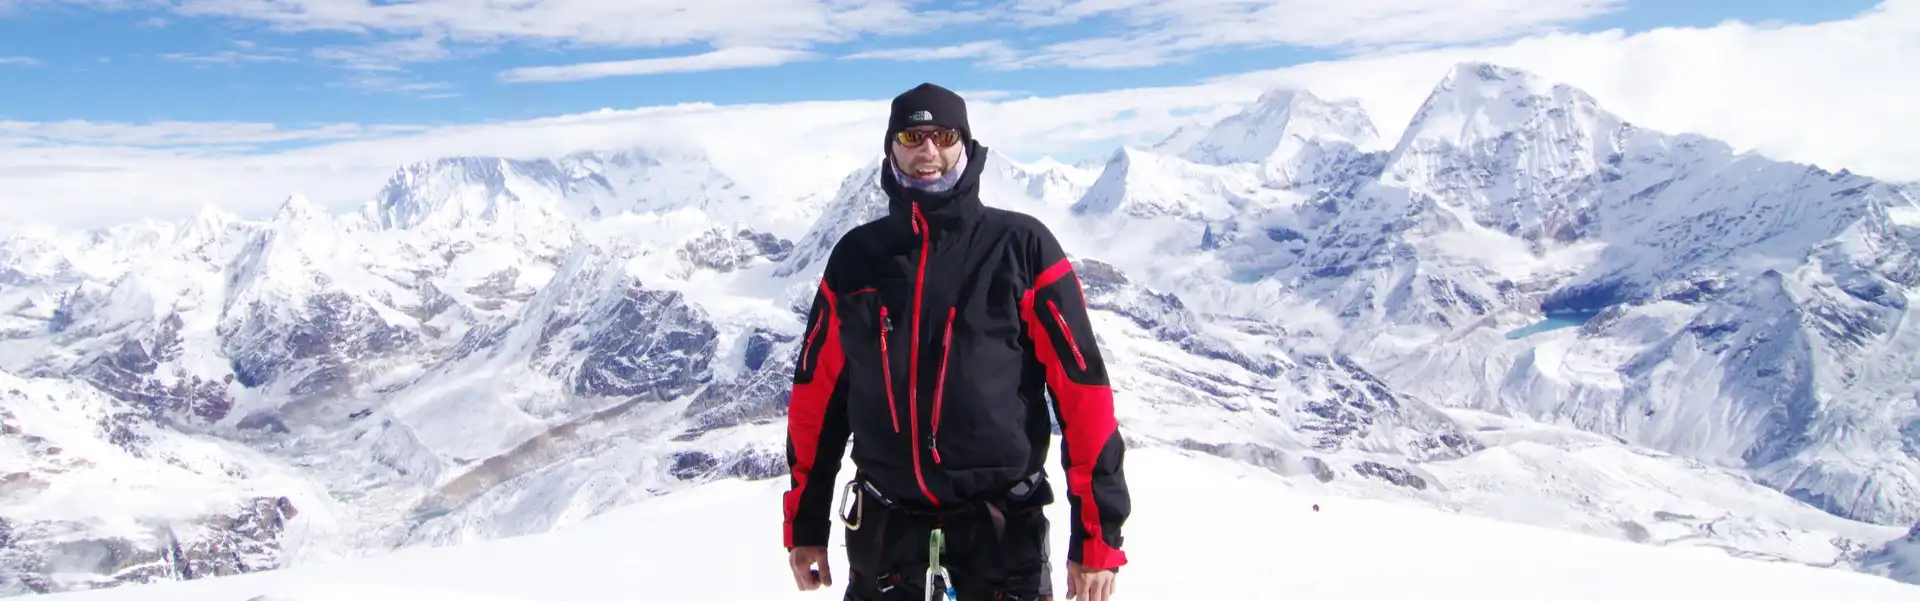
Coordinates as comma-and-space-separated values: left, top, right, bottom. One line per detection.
1380, 61, 1633, 246
361, 146, 748, 237
1179, 88, 1381, 184
1071, 146, 1299, 221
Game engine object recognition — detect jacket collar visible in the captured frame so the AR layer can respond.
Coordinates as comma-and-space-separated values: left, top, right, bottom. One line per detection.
881, 138, 988, 232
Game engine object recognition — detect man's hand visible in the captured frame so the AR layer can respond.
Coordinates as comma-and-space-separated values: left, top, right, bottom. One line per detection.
1066, 561, 1116, 600
789, 546, 834, 591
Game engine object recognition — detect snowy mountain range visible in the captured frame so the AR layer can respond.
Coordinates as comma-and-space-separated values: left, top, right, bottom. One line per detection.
2, 61, 1917, 596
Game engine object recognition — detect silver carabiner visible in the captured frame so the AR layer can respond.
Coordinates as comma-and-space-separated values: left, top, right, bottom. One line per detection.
925, 565, 953, 601
838, 480, 863, 530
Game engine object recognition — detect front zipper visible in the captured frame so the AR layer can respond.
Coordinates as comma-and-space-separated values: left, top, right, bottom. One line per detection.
878, 306, 900, 434
1047, 299, 1087, 370
930, 306, 955, 464
907, 204, 938, 506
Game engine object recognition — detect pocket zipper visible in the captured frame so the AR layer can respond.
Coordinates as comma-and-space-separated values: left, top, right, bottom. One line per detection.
878, 306, 900, 434
930, 307, 955, 464
1046, 300, 1087, 370
799, 307, 824, 373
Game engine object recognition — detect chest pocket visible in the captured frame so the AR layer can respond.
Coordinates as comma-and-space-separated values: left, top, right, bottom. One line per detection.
835, 276, 915, 437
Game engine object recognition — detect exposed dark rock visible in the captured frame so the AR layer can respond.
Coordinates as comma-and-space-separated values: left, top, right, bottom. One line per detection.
1, 496, 298, 595
1351, 460, 1428, 489
562, 284, 717, 400
669, 448, 786, 482
1173, 439, 1291, 476
678, 228, 795, 273
76, 313, 234, 424
680, 330, 796, 437
223, 292, 420, 401
236, 412, 290, 434
670, 451, 719, 480
1619, 520, 1651, 543
1302, 456, 1336, 483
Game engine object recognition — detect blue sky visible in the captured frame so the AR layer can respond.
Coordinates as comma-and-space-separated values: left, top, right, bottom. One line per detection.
0, 1, 1885, 127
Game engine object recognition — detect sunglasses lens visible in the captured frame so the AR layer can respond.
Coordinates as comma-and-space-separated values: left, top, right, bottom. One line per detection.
895, 129, 959, 147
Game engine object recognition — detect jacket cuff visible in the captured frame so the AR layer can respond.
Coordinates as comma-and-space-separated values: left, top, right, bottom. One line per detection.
786, 517, 831, 548
1070, 534, 1128, 570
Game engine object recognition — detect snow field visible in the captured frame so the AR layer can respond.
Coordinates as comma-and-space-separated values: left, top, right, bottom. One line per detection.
37, 445, 1919, 601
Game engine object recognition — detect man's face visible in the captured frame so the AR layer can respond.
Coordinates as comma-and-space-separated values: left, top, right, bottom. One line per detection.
890, 125, 963, 184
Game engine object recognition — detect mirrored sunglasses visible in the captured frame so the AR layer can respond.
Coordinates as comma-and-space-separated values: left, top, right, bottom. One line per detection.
895, 128, 961, 148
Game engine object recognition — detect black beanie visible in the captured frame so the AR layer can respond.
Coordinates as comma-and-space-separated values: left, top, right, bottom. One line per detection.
888, 83, 970, 142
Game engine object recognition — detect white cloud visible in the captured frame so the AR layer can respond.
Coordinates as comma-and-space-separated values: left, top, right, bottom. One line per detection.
4, 1, 939, 92
498, 47, 817, 83
0, 120, 429, 147
312, 35, 462, 72
994, 0, 1627, 68
327, 74, 459, 98
2, 2, 1918, 229
159, 50, 296, 65
162, 0, 922, 55
842, 40, 1018, 63
147, 0, 921, 69
0, 55, 42, 66
4, 0, 1628, 81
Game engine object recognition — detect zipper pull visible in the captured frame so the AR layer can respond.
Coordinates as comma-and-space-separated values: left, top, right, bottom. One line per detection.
912, 204, 924, 235
929, 434, 942, 464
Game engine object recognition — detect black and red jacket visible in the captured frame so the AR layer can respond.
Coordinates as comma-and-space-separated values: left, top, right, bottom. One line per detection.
782, 138, 1131, 570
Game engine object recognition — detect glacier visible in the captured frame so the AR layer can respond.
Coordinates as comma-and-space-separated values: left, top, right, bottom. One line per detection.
1, 61, 1917, 596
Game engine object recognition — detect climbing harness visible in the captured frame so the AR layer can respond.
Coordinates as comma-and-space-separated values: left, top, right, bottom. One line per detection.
927, 527, 955, 601
843, 473, 1046, 601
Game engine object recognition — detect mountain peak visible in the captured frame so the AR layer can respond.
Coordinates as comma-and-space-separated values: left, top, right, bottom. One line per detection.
1390, 62, 1611, 160
1175, 87, 1380, 167
176, 202, 242, 248
274, 194, 324, 222
360, 146, 748, 235
188, 202, 236, 223
362, 155, 575, 232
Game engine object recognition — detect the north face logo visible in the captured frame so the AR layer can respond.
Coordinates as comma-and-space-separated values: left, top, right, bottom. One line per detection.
909, 110, 932, 122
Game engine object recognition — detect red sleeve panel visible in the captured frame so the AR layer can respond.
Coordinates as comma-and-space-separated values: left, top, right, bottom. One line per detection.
1020, 239, 1132, 570
784, 277, 851, 549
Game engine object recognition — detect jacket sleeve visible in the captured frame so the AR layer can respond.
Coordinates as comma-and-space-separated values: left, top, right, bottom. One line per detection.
783, 273, 851, 549
1019, 224, 1131, 570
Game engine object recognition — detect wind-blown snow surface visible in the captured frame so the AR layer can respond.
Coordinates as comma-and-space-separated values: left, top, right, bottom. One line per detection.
3, 61, 1917, 595
29, 446, 1920, 601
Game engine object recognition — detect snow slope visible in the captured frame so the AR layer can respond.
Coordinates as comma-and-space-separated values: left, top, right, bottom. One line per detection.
31, 445, 1920, 601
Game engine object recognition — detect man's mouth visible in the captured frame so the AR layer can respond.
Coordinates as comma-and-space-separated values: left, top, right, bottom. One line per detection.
912, 166, 941, 178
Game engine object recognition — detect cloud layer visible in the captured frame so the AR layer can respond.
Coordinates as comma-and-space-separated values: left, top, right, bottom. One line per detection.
3, 0, 1643, 85
2, 2, 1917, 229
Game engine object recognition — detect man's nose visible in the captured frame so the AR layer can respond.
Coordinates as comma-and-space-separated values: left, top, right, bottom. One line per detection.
907, 140, 939, 158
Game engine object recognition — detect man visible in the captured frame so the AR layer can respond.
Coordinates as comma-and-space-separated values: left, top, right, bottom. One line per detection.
782, 82, 1131, 601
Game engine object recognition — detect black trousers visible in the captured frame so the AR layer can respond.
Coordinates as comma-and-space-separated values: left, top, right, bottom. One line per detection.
841, 474, 1054, 601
